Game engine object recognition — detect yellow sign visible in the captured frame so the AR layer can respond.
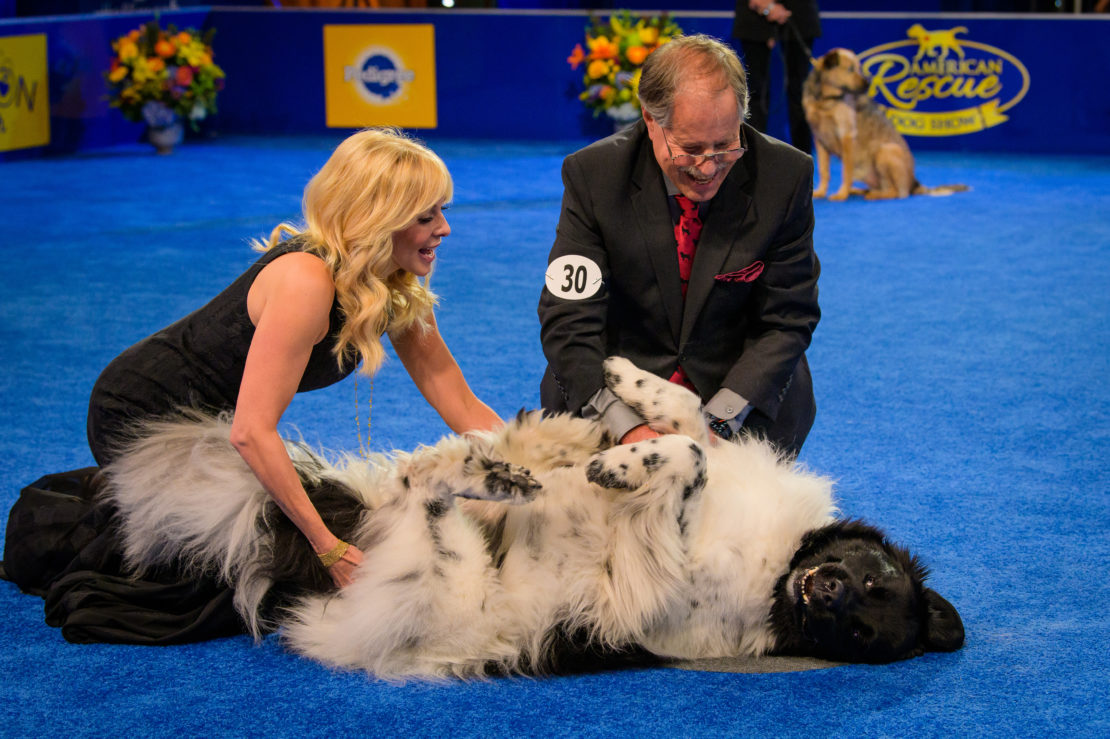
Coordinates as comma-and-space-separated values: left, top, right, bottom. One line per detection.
0, 34, 50, 152
324, 24, 437, 129
858, 25, 1030, 138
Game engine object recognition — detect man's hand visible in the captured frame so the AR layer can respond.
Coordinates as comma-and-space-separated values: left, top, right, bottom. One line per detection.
620, 424, 663, 445
749, 0, 791, 24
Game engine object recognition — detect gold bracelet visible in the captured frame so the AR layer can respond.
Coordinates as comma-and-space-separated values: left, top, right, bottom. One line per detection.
317, 539, 351, 568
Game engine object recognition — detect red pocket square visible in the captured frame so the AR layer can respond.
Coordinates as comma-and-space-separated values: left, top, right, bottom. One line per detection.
715, 261, 764, 283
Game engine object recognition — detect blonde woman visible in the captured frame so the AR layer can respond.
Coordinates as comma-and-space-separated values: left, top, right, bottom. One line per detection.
84, 129, 501, 607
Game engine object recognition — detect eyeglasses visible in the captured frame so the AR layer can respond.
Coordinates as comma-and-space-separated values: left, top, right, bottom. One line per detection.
661, 127, 747, 169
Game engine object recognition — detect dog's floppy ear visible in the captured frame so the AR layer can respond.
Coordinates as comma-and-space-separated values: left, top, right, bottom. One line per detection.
921, 589, 965, 652
823, 50, 841, 69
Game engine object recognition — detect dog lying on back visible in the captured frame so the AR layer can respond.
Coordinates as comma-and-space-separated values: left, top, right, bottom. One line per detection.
802, 47, 969, 201
102, 357, 964, 679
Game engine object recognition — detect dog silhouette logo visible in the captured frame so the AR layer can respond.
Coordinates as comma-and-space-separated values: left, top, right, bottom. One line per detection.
906, 24, 969, 62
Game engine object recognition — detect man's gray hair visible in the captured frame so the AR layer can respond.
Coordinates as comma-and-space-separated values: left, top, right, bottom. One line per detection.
638, 34, 749, 129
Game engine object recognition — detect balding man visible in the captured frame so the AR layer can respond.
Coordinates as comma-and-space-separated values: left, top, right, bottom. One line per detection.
539, 34, 820, 457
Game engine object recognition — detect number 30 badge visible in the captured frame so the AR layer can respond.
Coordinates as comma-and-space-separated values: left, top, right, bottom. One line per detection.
544, 255, 603, 300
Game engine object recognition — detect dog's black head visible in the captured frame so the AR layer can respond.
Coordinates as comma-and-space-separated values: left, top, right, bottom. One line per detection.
770, 520, 964, 663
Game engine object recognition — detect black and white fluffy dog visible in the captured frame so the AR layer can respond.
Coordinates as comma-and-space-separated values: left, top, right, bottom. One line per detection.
102, 357, 963, 679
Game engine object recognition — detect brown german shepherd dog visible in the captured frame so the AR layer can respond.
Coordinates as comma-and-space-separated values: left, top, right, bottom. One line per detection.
802, 48, 968, 201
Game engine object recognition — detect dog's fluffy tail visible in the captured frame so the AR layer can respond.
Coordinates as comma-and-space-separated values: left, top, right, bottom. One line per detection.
913, 182, 971, 196
100, 410, 330, 636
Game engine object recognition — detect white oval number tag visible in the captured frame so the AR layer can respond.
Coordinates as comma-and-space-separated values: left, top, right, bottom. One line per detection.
545, 255, 602, 300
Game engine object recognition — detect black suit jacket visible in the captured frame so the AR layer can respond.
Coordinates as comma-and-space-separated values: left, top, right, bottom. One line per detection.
538, 121, 820, 423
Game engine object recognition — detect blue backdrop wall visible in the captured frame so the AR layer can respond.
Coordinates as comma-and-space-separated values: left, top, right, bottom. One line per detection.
1, 7, 1107, 157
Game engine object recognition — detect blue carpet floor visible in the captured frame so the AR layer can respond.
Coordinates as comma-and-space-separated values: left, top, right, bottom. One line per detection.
1, 136, 1108, 737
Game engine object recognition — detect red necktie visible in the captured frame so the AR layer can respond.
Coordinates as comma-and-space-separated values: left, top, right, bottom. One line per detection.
673, 194, 702, 298
669, 194, 701, 392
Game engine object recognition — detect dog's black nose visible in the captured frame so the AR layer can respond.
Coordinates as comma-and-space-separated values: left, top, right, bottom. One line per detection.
816, 571, 846, 609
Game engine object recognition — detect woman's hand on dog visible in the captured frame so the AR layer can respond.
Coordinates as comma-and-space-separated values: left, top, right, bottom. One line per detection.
327, 543, 364, 589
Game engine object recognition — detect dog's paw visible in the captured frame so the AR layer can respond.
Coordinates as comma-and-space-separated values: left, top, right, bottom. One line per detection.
602, 356, 705, 439
586, 435, 705, 494
586, 451, 643, 491
601, 357, 640, 398
457, 455, 541, 504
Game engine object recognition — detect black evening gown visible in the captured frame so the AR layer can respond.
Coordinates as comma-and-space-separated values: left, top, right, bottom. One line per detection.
3, 238, 354, 644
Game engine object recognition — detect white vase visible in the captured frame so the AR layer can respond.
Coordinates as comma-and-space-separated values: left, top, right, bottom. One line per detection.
606, 103, 641, 133
147, 119, 184, 155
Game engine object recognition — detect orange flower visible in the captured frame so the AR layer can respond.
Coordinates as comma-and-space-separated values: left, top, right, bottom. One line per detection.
567, 43, 586, 70
154, 38, 176, 58
625, 45, 648, 65
174, 31, 193, 46
147, 57, 165, 73
586, 35, 618, 61
587, 59, 610, 80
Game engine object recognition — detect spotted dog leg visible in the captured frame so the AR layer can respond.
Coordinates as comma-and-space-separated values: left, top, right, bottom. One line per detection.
586, 434, 706, 509
399, 436, 542, 506
602, 356, 709, 443
584, 434, 707, 639
284, 438, 542, 678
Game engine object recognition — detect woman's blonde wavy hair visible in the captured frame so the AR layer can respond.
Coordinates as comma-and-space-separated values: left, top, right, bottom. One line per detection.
256, 128, 451, 376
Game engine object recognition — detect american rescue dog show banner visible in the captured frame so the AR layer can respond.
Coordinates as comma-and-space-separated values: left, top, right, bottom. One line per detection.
0, 33, 49, 152
855, 24, 1031, 139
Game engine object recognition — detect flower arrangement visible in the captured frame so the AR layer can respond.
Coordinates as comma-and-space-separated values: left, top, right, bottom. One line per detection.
567, 10, 683, 122
105, 20, 225, 131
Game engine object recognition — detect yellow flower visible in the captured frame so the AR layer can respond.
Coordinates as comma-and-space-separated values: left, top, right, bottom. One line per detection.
118, 39, 138, 61
587, 59, 610, 80
180, 41, 210, 67
108, 65, 128, 83
639, 27, 659, 45
130, 56, 155, 83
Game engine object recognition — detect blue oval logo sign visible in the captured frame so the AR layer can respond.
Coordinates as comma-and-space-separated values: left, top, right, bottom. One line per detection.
858, 25, 1030, 137
344, 46, 415, 105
